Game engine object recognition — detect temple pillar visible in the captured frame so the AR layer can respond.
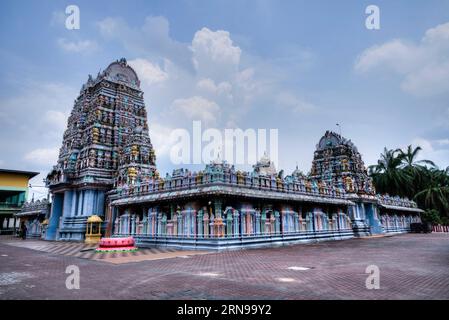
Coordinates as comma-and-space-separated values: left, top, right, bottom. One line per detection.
261, 209, 267, 234
274, 211, 280, 234
307, 212, 313, 231
45, 193, 64, 240
77, 190, 84, 216
173, 212, 178, 236
70, 191, 77, 217
203, 211, 209, 238
177, 210, 183, 236
161, 214, 167, 235
130, 214, 135, 235
197, 209, 204, 238
255, 210, 261, 235
83, 190, 95, 216
149, 208, 156, 235
240, 210, 246, 235
294, 212, 299, 232
233, 210, 240, 236
226, 209, 233, 237
212, 200, 224, 237
126, 210, 131, 234
96, 191, 105, 215
63, 190, 73, 217
157, 212, 163, 235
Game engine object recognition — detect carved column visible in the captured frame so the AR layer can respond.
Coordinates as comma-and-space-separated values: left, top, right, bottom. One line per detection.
197, 209, 203, 238
255, 210, 261, 235
212, 200, 224, 237
233, 210, 240, 236
261, 209, 267, 234
203, 210, 209, 238
294, 212, 299, 232
130, 214, 136, 235
274, 211, 280, 234
226, 209, 233, 237
177, 210, 183, 236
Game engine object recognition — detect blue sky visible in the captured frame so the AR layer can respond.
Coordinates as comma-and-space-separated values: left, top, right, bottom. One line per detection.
1, 0, 449, 200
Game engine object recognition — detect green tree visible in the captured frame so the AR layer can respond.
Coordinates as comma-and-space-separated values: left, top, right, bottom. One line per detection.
399, 145, 435, 169
399, 145, 435, 197
369, 146, 449, 222
368, 148, 412, 197
414, 167, 449, 218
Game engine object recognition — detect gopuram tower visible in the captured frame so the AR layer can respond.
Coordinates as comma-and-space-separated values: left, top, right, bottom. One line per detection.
310, 131, 382, 235
45, 58, 156, 241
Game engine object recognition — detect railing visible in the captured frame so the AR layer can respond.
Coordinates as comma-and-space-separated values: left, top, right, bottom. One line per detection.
116, 177, 348, 200
432, 225, 449, 233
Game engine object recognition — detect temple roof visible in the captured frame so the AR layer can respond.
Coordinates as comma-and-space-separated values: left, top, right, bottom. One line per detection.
81, 58, 141, 92
103, 58, 140, 87
253, 152, 277, 176
316, 131, 358, 152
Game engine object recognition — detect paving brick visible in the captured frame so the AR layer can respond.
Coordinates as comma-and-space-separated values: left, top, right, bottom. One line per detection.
0, 234, 448, 299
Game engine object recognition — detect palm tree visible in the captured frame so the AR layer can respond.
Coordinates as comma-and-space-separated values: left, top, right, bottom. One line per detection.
414, 167, 449, 218
368, 148, 412, 197
399, 145, 435, 197
399, 145, 435, 168
370, 146, 449, 221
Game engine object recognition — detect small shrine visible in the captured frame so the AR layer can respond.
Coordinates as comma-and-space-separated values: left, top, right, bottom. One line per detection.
85, 215, 103, 244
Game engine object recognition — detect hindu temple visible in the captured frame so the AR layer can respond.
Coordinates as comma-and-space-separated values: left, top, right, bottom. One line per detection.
45, 58, 422, 249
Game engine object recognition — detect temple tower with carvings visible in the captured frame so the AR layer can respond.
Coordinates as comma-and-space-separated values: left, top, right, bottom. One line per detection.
45, 58, 156, 240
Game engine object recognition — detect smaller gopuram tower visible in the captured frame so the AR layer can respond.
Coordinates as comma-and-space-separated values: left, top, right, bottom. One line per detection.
46, 58, 156, 241
311, 131, 382, 235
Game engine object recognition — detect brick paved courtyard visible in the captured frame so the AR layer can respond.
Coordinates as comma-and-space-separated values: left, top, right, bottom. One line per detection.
1, 233, 448, 299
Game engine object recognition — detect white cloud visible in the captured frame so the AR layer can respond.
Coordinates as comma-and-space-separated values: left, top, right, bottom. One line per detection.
436, 139, 449, 146
42, 110, 67, 130
0, 81, 76, 171
276, 92, 316, 113
355, 39, 421, 74
24, 148, 59, 166
128, 58, 169, 85
171, 96, 220, 126
196, 78, 232, 97
97, 16, 316, 131
57, 38, 99, 54
410, 137, 449, 169
97, 16, 192, 70
355, 22, 449, 96
50, 10, 65, 27
191, 27, 242, 81
94, 16, 322, 172
411, 137, 434, 153
148, 122, 175, 157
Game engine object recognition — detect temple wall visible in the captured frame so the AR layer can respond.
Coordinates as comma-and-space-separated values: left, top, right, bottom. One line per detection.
379, 212, 421, 233
110, 200, 358, 249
